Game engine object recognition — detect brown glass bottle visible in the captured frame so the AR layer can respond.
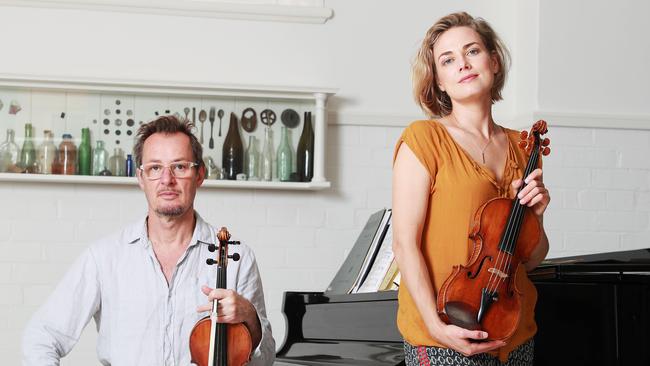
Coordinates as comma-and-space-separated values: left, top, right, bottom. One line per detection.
296, 111, 314, 182
222, 112, 244, 180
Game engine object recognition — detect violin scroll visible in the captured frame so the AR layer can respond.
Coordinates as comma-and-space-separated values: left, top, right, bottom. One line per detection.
518, 120, 551, 156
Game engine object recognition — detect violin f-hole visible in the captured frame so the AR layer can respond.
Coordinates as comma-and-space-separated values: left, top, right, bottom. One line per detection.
467, 255, 492, 279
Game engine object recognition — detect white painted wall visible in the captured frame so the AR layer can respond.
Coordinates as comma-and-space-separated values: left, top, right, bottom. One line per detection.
1, 0, 649, 365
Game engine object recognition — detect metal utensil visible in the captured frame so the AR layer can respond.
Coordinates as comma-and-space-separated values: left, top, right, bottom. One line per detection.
198, 109, 207, 145
209, 107, 216, 149
280, 108, 300, 128
217, 109, 224, 137
184, 107, 190, 121
241, 107, 257, 133
260, 109, 276, 126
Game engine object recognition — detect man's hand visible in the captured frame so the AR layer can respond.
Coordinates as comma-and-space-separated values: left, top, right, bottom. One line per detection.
198, 285, 262, 349
198, 286, 256, 324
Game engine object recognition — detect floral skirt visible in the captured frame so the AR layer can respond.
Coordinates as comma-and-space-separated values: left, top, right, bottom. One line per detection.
404, 339, 534, 366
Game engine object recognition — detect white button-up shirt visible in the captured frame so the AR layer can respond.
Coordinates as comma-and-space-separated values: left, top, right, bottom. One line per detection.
22, 213, 275, 365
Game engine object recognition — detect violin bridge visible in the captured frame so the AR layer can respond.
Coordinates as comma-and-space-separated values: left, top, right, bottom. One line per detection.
487, 267, 508, 279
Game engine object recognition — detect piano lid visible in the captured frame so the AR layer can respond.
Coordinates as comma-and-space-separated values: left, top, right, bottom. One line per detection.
531, 248, 650, 278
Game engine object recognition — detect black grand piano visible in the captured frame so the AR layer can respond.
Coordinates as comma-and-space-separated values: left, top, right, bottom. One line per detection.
276, 249, 650, 366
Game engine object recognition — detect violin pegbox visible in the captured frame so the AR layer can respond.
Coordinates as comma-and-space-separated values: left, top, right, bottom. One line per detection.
518, 120, 551, 156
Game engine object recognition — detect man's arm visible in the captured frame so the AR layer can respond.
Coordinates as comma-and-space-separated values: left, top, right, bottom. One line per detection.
22, 248, 101, 366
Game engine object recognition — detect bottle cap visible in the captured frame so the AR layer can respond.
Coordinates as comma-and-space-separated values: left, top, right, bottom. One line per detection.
62, 133, 72, 139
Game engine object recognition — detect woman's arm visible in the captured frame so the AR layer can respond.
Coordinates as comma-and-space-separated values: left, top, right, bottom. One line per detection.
392, 144, 505, 356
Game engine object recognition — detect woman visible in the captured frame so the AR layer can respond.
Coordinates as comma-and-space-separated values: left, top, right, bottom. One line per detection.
392, 12, 550, 366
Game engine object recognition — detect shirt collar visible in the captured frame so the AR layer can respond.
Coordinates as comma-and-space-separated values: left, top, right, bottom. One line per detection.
125, 211, 216, 248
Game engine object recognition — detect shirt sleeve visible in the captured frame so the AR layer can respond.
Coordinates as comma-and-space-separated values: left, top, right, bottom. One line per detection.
22, 248, 101, 366
393, 120, 443, 193
235, 246, 276, 366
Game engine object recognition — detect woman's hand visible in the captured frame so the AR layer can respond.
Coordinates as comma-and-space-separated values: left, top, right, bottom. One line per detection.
511, 168, 550, 217
428, 321, 506, 356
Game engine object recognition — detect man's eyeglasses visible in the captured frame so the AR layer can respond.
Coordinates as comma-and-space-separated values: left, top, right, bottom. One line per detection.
139, 161, 199, 180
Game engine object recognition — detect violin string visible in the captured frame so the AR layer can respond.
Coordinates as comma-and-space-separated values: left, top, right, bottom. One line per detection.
489, 142, 539, 295
486, 136, 540, 295
501, 149, 538, 285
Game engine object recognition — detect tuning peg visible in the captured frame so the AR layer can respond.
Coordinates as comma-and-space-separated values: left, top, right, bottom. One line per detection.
542, 138, 550, 146
228, 253, 240, 261
518, 140, 528, 150
520, 130, 528, 140
208, 244, 217, 252
228, 241, 241, 245
206, 258, 217, 265
542, 147, 551, 156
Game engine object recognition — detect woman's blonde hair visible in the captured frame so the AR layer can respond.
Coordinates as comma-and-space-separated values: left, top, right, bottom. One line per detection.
412, 12, 510, 117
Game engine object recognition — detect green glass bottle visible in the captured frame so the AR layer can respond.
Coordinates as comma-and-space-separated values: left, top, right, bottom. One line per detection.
78, 128, 92, 175
19, 123, 36, 173
276, 126, 293, 182
296, 111, 314, 182
222, 112, 244, 180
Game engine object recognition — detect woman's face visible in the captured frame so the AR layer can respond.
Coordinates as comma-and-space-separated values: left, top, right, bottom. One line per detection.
433, 26, 499, 106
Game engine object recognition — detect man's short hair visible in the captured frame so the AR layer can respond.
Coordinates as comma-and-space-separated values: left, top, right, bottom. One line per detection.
133, 115, 204, 169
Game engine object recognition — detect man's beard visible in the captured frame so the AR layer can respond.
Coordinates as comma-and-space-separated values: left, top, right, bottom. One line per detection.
155, 205, 185, 217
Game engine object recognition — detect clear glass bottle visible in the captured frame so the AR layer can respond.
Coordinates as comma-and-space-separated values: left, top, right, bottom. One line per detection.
19, 123, 37, 173
92, 140, 109, 176
37, 130, 57, 174
52, 133, 77, 175
108, 148, 125, 176
260, 127, 274, 181
276, 126, 293, 182
0, 128, 20, 172
78, 127, 92, 175
244, 136, 260, 181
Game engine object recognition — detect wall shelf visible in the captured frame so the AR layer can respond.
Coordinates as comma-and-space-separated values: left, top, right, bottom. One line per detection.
0, 172, 330, 190
0, 74, 336, 190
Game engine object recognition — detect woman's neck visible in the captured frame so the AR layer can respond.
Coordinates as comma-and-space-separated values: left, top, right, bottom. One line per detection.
448, 101, 495, 138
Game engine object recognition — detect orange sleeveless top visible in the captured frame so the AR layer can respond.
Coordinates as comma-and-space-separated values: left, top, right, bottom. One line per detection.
393, 120, 539, 362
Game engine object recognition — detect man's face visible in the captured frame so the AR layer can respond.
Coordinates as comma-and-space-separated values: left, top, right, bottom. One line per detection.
137, 132, 204, 218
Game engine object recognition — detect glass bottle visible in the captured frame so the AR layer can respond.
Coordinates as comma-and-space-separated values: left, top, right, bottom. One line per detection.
221, 112, 243, 180
244, 136, 260, 181
37, 130, 57, 174
203, 156, 218, 179
108, 148, 126, 176
125, 154, 134, 177
78, 128, 92, 175
296, 111, 315, 182
92, 140, 109, 176
260, 127, 274, 181
0, 128, 20, 173
276, 126, 293, 182
19, 123, 37, 173
52, 133, 77, 175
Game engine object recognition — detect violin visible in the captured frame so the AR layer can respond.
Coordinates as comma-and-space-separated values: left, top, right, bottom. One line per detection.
189, 227, 253, 366
436, 120, 551, 342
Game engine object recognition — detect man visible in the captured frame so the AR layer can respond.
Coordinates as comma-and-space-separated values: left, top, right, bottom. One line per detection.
22, 115, 275, 365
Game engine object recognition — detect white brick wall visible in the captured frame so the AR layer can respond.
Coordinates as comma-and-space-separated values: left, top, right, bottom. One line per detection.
544, 126, 650, 257
2, 123, 649, 364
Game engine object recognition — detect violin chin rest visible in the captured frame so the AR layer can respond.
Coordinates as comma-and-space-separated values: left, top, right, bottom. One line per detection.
445, 301, 481, 331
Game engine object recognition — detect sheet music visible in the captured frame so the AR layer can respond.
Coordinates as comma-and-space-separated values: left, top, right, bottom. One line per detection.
357, 224, 394, 293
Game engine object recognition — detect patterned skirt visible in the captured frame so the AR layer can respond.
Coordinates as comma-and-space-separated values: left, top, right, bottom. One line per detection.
404, 339, 534, 366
